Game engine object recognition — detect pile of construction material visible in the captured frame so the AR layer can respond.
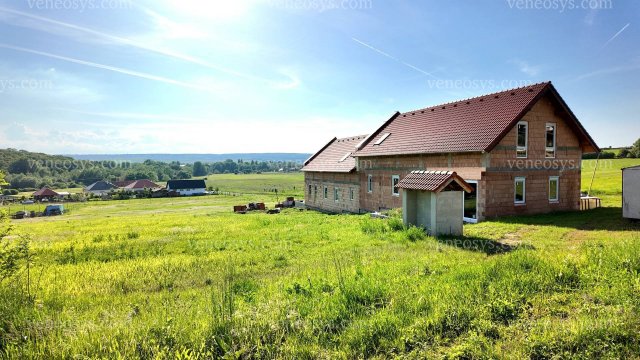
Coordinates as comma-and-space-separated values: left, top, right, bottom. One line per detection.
233, 202, 266, 214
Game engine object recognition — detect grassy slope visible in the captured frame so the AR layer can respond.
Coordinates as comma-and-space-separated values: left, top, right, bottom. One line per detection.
1, 161, 639, 358
581, 158, 640, 198
200, 172, 304, 198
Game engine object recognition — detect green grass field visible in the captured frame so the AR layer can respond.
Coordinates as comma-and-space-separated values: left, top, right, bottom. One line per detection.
581, 158, 640, 197
1, 161, 640, 358
201, 172, 304, 199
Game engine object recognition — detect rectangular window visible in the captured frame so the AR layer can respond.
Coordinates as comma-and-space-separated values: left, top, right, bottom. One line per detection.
392, 175, 400, 196
350, 188, 354, 200
367, 175, 373, 193
514, 177, 526, 204
323, 186, 328, 199
546, 123, 556, 158
516, 121, 528, 158
308, 184, 312, 195
314, 185, 317, 195
374, 133, 391, 145
334, 188, 339, 202
549, 176, 559, 202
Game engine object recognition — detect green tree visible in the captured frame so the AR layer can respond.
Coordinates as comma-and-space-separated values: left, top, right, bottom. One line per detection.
176, 170, 192, 179
8, 158, 36, 174
631, 138, 640, 158
192, 161, 207, 177
618, 148, 631, 158
0, 171, 7, 188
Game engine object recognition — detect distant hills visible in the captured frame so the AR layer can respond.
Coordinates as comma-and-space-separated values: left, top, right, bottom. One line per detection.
66, 153, 311, 164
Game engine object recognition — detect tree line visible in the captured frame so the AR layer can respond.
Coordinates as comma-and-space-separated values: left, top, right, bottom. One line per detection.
0, 149, 301, 192
583, 139, 640, 159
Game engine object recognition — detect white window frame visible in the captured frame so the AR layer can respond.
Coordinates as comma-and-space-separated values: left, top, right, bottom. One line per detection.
323, 186, 328, 199
367, 175, 373, 193
516, 121, 528, 158
334, 187, 339, 202
514, 177, 526, 205
549, 176, 559, 203
545, 123, 556, 159
392, 175, 400, 196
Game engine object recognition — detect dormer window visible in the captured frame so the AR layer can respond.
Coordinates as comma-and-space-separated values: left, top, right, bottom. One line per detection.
516, 121, 528, 158
339, 152, 351, 162
374, 133, 391, 145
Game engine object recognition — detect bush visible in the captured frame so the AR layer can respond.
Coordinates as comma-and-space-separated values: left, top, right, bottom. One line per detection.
404, 226, 426, 242
388, 217, 405, 231
582, 151, 615, 159
617, 148, 632, 158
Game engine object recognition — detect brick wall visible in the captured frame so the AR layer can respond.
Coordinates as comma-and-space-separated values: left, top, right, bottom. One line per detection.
304, 172, 361, 213
311, 94, 585, 219
482, 94, 583, 218
356, 153, 485, 212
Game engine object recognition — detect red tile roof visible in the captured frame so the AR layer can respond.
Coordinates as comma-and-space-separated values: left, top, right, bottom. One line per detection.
114, 180, 135, 188
397, 171, 473, 193
33, 187, 59, 197
302, 135, 368, 173
356, 82, 599, 157
123, 179, 161, 189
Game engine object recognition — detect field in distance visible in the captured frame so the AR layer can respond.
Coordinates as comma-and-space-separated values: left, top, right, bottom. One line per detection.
1, 160, 640, 358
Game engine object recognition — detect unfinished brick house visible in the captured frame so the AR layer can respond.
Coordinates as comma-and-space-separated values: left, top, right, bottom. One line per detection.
303, 82, 599, 221
302, 135, 367, 213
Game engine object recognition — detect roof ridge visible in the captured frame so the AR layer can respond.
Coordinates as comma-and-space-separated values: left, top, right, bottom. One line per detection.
401, 81, 551, 115
335, 134, 369, 142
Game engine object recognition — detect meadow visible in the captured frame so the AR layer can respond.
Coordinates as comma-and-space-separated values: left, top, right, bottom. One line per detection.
1, 160, 640, 358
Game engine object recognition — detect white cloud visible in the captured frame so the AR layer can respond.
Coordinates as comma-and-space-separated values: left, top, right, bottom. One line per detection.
575, 62, 640, 81
0, 113, 371, 154
271, 69, 301, 90
510, 59, 540, 77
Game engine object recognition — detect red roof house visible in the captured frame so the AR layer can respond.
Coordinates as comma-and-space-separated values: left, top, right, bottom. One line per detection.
302, 135, 368, 213
304, 82, 599, 221
122, 179, 161, 192
33, 187, 60, 201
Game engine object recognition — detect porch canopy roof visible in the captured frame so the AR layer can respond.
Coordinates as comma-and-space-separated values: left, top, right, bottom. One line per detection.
397, 170, 473, 193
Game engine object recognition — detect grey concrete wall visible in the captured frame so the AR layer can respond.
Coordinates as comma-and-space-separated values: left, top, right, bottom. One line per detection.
623, 168, 640, 220
435, 191, 464, 236
402, 190, 464, 236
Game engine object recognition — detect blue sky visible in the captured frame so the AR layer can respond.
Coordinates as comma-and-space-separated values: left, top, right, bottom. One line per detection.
0, 0, 637, 154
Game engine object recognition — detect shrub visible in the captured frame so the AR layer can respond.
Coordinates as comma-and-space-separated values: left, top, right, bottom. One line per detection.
404, 226, 426, 242
582, 151, 615, 159
388, 217, 405, 231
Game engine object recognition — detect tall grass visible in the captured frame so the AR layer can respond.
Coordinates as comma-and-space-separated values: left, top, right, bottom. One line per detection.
0, 165, 639, 358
